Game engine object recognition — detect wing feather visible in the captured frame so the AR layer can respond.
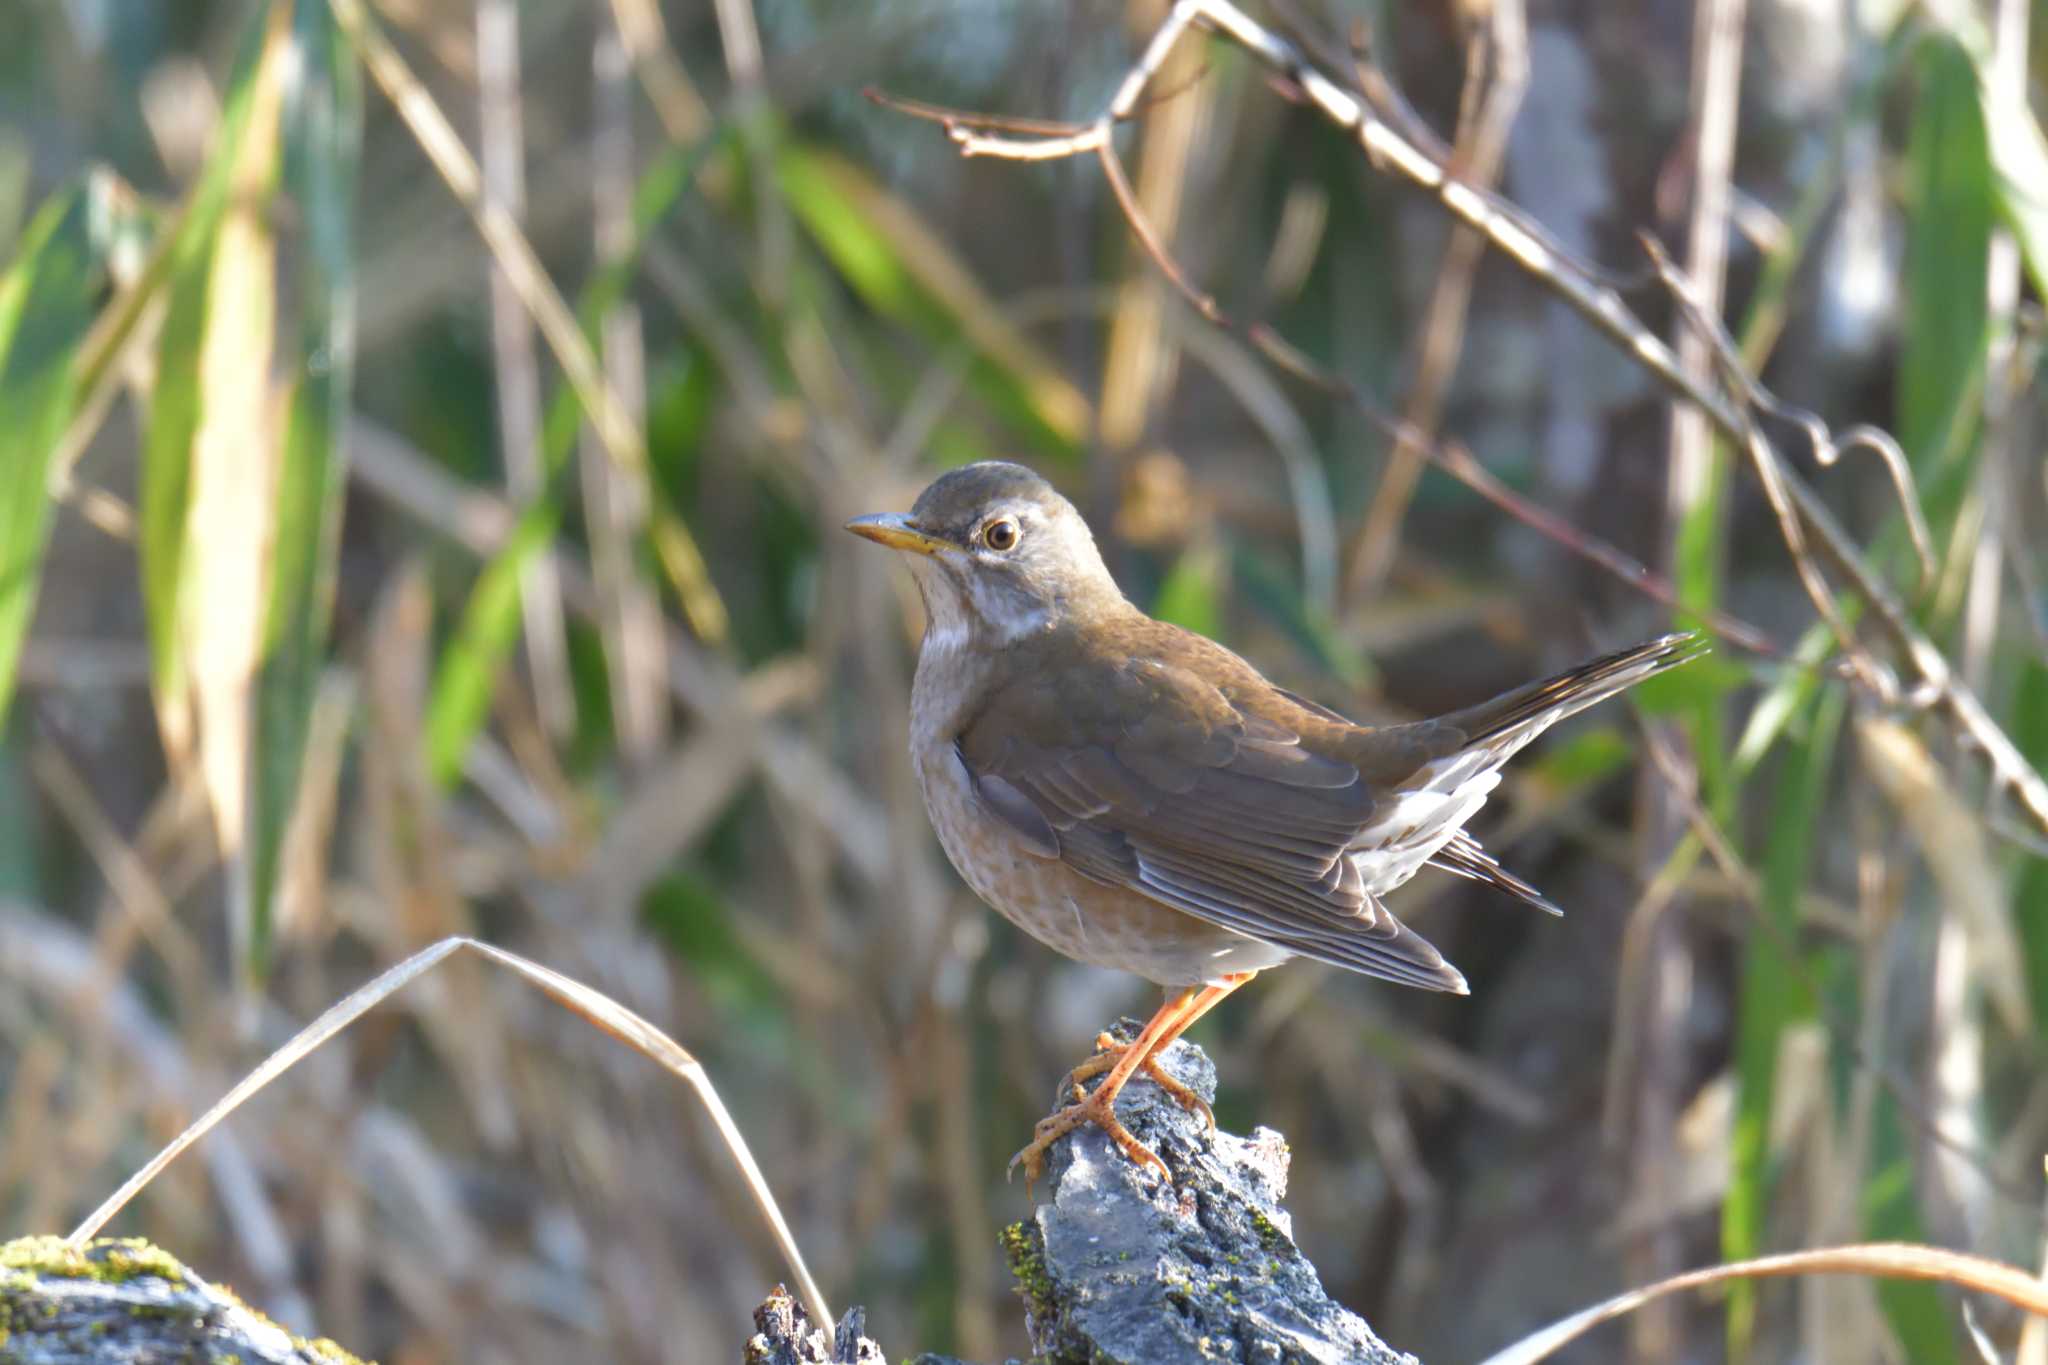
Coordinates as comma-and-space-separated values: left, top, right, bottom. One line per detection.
957, 629, 1468, 993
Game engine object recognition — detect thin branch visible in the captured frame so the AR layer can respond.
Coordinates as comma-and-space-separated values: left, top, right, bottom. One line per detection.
1092, 118, 1777, 653
1348, 0, 1528, 598
861, 64, 1216, 140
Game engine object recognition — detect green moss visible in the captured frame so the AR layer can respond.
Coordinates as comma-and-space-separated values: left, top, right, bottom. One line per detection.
0, 1235, 187, 1286
1247, 1209, 1287, 1253
1000, 1220, 1057, 1319
0, 1237, 375, 1365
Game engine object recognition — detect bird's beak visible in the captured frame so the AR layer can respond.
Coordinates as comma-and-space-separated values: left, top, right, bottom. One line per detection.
844, 513, 954, 557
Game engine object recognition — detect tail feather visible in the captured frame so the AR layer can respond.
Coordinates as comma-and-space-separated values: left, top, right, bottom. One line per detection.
1431, 830, 1565, 916
1453, 631, 1706, 754
1348, 632, 1706, 903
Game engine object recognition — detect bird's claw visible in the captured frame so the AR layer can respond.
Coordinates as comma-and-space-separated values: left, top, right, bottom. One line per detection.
1007, 1089, 1171, 1197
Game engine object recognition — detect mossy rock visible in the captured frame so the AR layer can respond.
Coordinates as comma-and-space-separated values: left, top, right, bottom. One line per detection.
0, 1236, 370, 1365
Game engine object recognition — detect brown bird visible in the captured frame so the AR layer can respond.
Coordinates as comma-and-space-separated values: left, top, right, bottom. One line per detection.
848, 461, 1701, 1185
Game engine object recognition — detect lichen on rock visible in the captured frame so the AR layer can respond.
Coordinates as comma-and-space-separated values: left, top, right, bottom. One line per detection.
0, 1236, 369, 1365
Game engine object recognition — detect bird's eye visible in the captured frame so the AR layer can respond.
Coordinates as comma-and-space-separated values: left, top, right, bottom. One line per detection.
982, 517, 1021, 552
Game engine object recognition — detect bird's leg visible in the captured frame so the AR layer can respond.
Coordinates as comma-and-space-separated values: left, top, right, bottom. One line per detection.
1009, 973, 1256, 1192
1009, 987, 1199, 1191
1061, 973, 1255, 1131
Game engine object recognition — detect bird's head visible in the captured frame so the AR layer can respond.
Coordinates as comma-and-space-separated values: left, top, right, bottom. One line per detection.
846, 461, 1122, 649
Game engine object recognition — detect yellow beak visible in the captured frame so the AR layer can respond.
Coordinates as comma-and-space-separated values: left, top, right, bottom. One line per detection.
844, 513, 954, 556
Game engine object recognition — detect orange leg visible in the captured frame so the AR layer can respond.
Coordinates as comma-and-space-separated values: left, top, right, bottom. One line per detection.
1062, 974, 1249, 1128
1009, 972, 1256, 1192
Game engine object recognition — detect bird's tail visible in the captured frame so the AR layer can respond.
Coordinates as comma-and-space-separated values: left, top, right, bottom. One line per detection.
1347, 632, 1706, 904
1452, 631, 1707, 757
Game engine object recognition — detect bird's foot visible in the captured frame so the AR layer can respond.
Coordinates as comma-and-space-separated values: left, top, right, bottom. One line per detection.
1063, 1031, 1215, 1131
1007, 1083, 1169, 1195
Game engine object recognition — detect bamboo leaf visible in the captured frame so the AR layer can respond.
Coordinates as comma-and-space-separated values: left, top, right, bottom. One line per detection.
424, 501, 561, 789
1898, 35, 1994, 483
2015, 661, 2048, 1033
0, 184, 114, 725
1863, 1101, 1961, 1364
1722, 685, 1842, 1354
1151, 540, 1225, 642
140, 3, 289, 776
1924, 7, 2048, 304
774, 142, 1089, 459
243, 0, 362, 974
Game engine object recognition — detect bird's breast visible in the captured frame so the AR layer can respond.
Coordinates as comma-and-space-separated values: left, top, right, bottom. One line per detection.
905, 637, 1290, 987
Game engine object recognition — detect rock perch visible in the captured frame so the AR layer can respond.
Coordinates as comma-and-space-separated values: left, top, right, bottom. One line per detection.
741, 1024, 1416, 1363
1000, 1021, 1416, 1364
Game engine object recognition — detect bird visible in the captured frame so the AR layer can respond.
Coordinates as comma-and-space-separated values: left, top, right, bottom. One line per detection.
846, 461, 1702, 1187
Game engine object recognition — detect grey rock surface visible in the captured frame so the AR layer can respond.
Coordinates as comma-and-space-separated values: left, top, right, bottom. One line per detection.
0, 1237, 362, 1365
1006, 1021, 1419, 1365
743, 1285, 890, 1364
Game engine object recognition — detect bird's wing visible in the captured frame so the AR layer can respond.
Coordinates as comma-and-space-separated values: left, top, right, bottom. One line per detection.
956, 637, 1468, 993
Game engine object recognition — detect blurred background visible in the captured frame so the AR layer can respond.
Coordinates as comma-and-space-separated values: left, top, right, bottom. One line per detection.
0, 0, 2044, 1360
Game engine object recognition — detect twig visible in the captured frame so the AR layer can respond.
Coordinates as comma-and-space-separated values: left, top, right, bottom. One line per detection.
1642, 232, 1920, 687
1114, 116, 1776, 650
1348, 0, 1528, 598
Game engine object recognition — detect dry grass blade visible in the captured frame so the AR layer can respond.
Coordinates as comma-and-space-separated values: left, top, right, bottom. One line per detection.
65, 934, 833, 1331
1856, 714, 2028, 1035
325, 0, 728, 645
476, 0, 574, 741
184, 2, 289, 950
1478, 1243, 2048, 1365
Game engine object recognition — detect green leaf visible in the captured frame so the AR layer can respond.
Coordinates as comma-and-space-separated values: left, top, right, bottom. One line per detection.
1527, 726, 1632, 790
774, 142, 1087, 461
1898, 35, 1994, 484
1923, 5, 2048, 306
1731, 621, 1842, 778
0, 185, 110, 725
1624, 650, 1747, 717
1863, 1098, 1960, 1363
139, 2, 282, 731
642, 871, 783, 1024
1722, 684, 1841, 1355
2014, 659, 2048, 1034
1151, 540, 1225, 641
424, 501, 561, 788
244, 0, 363, 975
